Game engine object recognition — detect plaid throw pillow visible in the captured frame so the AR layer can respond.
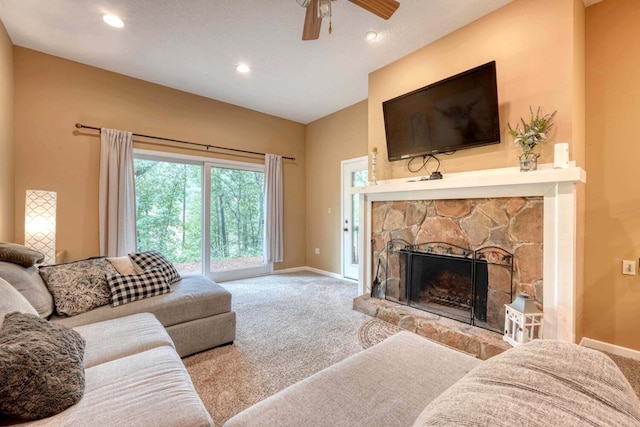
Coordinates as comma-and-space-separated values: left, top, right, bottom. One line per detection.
128, 251, 181, 285
107, 269, 171, 307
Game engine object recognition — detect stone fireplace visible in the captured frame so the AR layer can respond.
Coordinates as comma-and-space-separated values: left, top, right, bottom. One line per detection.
357, 163, 586, 344
371, 196, 541, 334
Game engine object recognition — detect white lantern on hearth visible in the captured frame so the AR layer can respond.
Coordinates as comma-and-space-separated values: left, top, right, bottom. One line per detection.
504, 292, 543, 347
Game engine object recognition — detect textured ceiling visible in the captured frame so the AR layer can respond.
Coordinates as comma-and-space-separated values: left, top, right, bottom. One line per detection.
0, 0, 519, 124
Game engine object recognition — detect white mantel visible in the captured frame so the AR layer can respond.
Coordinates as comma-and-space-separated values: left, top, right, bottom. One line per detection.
357, 162, 586, 343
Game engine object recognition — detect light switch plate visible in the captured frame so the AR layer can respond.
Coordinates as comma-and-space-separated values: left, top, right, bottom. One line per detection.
622, 260, 636, 275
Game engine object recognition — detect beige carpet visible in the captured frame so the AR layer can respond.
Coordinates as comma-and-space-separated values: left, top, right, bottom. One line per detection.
605, 352, 640, 398
183, 272, 369, 425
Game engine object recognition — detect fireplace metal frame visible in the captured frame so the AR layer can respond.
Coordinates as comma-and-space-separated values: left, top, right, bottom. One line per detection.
373, 238, 513, 333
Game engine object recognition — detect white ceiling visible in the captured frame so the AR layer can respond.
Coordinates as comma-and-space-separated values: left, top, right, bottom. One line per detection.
0, 0, 519, 124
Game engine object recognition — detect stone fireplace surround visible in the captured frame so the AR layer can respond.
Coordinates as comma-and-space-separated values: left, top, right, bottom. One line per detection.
356, 163, 586, 344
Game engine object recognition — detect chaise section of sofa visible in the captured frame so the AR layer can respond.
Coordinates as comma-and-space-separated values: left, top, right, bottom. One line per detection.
51, 273, 236, 357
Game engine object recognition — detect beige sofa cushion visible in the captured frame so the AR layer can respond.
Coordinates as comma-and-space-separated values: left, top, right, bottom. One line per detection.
0, 278, 38, 328
2, 346, 213, 426
413, 339, 640, 426
73, 313, 174, 368
0, 262, 53, 318
224, 331, 481, 427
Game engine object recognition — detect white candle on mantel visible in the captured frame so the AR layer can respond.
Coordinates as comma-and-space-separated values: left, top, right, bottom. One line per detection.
370, 147, 378, 185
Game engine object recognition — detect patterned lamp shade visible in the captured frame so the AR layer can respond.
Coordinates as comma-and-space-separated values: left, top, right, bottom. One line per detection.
24, 190, 57, 265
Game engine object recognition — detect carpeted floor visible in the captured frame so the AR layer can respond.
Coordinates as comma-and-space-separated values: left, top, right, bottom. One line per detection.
605, 352, 640, 398
183, 272, 369, 425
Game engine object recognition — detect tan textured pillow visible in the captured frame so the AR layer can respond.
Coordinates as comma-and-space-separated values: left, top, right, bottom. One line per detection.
107, 256, 142, 275
0, 243, 44, 268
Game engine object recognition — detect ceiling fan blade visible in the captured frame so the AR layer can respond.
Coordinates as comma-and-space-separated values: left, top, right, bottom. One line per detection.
302, 0, 323, 41
348, 0, 399, 20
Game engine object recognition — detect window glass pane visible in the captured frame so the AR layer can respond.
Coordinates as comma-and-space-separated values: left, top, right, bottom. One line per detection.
134, 158, 202, 274
352, 170, 368, 187
350, 169, 367, 264
210, 167, 265, 272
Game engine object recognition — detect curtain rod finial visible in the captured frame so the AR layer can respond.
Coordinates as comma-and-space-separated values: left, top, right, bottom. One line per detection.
75, 123, 82, 129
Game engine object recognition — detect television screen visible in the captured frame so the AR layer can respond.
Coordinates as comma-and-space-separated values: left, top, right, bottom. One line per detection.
383, 61, 500, 161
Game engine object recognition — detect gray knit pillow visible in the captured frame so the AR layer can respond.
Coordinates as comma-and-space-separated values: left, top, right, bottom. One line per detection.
0, 312, 86, 420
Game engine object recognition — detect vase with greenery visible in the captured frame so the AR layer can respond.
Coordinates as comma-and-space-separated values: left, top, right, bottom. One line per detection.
508, 106, 556, 171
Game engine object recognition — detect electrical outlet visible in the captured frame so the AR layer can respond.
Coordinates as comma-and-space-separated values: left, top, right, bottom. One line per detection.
315, 248, 320, 255
622, 260, 636, 276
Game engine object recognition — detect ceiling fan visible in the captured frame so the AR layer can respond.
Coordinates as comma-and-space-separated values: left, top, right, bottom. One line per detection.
297, 0, 400, 41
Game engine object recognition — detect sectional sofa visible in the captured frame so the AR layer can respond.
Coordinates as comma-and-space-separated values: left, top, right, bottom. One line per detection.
0, 247, 235, 425
0, 257, 235, 357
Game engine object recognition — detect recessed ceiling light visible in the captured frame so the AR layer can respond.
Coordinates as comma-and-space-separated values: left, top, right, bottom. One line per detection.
103, 14, 124, 28
365, 31, 378, 41
236, 64, 251, 73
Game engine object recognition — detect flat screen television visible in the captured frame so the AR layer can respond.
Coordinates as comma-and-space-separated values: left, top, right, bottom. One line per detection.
383, 61, 500, 161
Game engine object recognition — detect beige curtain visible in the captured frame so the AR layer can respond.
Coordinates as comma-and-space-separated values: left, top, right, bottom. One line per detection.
99, 128, 137, 257
263, 154, 283, 263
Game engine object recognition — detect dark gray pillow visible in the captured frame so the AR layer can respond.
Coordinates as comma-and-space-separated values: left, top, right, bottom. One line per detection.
0, 242, 44, 267
39, 257, 118, 316
0, 312, 86, 420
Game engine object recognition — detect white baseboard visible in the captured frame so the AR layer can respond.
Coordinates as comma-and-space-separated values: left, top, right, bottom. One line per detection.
580, 337, 640, 361
271, 266, 308, 274
273, 266, 355, 282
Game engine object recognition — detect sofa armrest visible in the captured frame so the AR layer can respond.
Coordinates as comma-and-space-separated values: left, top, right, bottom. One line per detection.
413, 340, 640, 426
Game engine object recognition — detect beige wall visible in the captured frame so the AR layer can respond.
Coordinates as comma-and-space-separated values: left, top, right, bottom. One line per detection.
306, 101, 368, 273
0, 20, 14, 241
585, 0, 640, 350
369, 0, 584, 180
13, 48, 306, 269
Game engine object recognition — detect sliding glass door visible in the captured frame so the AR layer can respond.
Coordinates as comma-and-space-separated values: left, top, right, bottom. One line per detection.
134, 151, 270, 281
205, 162, 269, 281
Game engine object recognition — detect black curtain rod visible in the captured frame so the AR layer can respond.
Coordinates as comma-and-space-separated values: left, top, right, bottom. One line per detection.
74, 123, 295, 161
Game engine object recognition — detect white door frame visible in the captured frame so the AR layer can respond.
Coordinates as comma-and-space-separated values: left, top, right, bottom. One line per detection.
341, 156, 368, 280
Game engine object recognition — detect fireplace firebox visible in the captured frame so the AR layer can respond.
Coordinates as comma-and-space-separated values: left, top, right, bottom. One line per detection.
372, 240, 513, 333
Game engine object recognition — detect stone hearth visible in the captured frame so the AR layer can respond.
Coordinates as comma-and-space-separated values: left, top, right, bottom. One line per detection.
354, 295, 510, 360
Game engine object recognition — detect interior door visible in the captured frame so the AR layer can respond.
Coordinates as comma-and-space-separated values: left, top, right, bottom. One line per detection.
342, 157, 368, 280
